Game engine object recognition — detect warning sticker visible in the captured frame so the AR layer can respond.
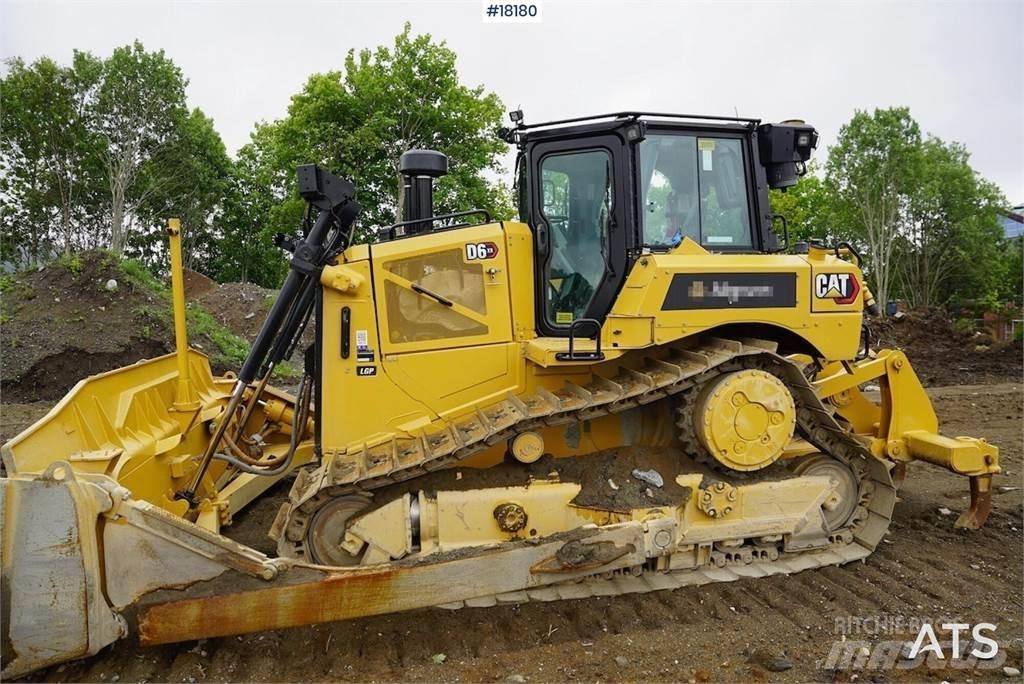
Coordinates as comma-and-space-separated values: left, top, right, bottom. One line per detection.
699, 139, 715, 171
555, 311, 574, 324
355, 329, 369, 351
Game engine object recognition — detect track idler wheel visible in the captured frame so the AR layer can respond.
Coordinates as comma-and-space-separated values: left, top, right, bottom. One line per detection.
692, 369, 796, 472
305, 494, 372, 566
792, 454, 860, 531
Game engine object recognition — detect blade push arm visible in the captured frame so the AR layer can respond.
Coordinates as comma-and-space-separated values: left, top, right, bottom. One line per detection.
176, 166, 360, 505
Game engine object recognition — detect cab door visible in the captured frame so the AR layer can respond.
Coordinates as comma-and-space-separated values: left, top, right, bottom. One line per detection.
529, 134, 629, 336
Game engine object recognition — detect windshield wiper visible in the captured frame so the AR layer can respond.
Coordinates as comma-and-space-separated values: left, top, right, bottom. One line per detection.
411, 283, 454, 307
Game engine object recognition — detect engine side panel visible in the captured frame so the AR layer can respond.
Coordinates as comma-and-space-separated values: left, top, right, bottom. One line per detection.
607, 243, 864, 359
320, 222, 536, 454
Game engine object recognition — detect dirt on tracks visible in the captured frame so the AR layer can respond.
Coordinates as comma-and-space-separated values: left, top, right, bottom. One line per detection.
5, 382, 1021, 684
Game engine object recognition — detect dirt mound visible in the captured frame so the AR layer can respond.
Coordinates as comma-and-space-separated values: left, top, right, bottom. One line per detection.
196, 282, 276, 341
0, 251, 248, 402
196, 281, 312, 362
869, 307, 1022, 386
183, 268, 217, 297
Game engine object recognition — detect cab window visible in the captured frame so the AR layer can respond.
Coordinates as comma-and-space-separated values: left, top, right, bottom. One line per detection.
638, 134, 752, 248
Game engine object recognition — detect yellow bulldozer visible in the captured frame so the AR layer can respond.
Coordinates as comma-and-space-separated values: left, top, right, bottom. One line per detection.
1, 111, 1000, 677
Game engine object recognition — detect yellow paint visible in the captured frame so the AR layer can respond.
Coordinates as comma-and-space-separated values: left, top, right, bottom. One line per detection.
812, 350, 1000, 477
0, 352, 313, 526
693, 369, 796, 471
2, 211, 999, 545
510, 431, 545, 463
166, 218, 199, 411
609, 251, 861, 359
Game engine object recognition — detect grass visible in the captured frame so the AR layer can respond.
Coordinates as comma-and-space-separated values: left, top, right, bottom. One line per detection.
953, 318, 977, 334
118, 258, 305, 375
120, 257, 165, 293
119, 257, 252, 370
273, 361, 304, 380
58, 252, 83, 276
185, 303, 250, 367
0, 272, 33, 307
119, 260, 313, 378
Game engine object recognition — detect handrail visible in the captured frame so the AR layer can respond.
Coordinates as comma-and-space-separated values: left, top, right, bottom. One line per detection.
388, 209, 493, 239
514, 111, 761, 133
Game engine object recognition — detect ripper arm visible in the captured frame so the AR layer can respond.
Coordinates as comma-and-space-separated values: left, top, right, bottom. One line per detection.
813, 349, 999, 529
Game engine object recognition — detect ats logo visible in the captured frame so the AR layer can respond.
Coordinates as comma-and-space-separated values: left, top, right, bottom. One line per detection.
815, 272, 860, 305
465, 241, 498, 261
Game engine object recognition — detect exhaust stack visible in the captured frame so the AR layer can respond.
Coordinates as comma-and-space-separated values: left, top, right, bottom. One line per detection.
399, 149, 448, 235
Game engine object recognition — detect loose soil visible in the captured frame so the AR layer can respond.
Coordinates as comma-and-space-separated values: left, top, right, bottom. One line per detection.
0, 255, 308, 403
194, 282, 275, 343
194, 281, 313, 363
868, 308, 1022, 386
5, 382, 1021, 684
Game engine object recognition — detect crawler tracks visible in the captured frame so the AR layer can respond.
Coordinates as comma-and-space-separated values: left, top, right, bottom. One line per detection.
275, 337, 897, 601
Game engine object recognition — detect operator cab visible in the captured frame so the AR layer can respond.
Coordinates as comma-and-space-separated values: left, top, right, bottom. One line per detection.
505, 112, 817, 336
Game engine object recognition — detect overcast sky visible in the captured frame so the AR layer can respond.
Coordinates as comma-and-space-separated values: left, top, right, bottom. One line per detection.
3, 0, 1022, 201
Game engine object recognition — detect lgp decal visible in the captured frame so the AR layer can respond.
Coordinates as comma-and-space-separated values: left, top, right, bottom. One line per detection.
465, 241, 498, 261
356, 365, 377, 377
814, 273, 860, 305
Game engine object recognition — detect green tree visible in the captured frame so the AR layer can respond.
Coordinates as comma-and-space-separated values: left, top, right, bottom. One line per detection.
216, 23, 513, 282
825, 107, 924, 314
129, 108, 234, 271
0, 53, 104, 261
1, 43, 231, 274
998, 235, 1023, 306
93, 41, 191, 255
767, 161, 836, 244
897, 138, 1006, 307
209, 128, 290, 285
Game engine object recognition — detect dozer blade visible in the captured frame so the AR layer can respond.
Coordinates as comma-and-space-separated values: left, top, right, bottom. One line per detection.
0, 464, 126, 679
0, 462, 286, 679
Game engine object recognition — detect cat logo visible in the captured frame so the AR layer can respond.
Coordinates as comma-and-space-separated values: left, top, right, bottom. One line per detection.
814, 272, 860, 305
465, 241, 499, 261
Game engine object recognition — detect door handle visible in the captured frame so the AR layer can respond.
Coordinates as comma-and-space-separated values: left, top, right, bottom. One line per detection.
535, 221, 549, 256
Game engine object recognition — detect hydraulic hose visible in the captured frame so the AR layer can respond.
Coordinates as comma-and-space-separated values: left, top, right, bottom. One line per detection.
212, 374, 312, 477
176, 166, 359, 504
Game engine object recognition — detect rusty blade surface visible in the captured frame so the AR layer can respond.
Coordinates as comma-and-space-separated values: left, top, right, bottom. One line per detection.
138, 524, 644, 645
954, 474, 993, 530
